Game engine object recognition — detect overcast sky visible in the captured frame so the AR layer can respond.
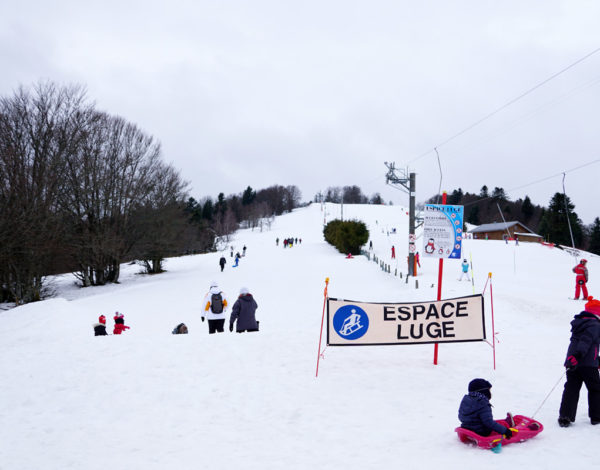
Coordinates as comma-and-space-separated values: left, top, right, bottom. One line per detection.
2, 1, 600, 223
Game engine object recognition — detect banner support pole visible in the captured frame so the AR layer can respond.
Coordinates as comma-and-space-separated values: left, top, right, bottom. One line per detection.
489, 272, 497, 370
315, 277, 330, 378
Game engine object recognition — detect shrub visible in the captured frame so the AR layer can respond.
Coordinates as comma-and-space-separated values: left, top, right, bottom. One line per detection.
323, 219, 369, 255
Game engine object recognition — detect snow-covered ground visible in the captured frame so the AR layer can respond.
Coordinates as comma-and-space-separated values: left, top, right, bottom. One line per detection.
1, 202, 598, 469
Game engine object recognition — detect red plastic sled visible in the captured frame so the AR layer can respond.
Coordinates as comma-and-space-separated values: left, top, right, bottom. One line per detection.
455, 415, 543, 450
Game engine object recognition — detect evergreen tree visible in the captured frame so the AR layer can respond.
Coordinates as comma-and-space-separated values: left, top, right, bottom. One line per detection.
202, 199, 214, 220
538, 193, 584, 247
492, 187, 508, 201
589, 217, 600, 255
448, 188, 464, 205
242, 186, 256, 206
467, 205, 480, 225
521, 195, 534, 222
480, 185, 489, 198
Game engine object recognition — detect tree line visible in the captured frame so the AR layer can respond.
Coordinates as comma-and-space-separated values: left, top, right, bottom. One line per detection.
0, 82, 301, 305
427, 185, 600, 254
314, 185, 387, 205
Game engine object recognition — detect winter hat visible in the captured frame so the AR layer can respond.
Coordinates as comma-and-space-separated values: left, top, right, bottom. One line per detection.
114, 312, 124, 319
98, 315, 106, 324
239, 286, 249, 295
581, 259, 588, 264
210, 281, 218, 288
468, 378, 492, 397
585, 297, 600, 317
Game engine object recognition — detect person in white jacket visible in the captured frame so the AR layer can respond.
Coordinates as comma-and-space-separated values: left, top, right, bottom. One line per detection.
202, 281, 229, 334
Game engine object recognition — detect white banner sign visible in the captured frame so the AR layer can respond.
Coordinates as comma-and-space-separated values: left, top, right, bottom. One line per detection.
327, 295, 485, 346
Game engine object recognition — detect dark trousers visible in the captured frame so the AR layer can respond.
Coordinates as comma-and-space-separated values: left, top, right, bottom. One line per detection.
208, 319, 225, 334
559, 367, 600, 421
220, 264, 225, 272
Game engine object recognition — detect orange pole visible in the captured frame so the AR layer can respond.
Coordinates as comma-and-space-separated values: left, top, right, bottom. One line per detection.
315, 278, 330, 377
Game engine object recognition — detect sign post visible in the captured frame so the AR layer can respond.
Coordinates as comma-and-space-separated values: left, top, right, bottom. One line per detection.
421, 193, 465, 364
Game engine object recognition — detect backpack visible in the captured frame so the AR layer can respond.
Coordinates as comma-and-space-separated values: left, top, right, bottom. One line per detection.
211, 293, 224, 313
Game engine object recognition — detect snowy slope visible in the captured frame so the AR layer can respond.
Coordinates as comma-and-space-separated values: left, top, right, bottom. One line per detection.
0, 202, 598, 470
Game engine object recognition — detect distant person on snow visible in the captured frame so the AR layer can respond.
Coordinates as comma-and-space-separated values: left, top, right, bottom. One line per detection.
276, 237, 279, 246
391, 245, 395, 259
229, 287, 259, 333
233, 252, 241, 267
219, 255, 227, 272
202, 281, 229, 334
459, 259, 470, 281
172, 323, 189, 334
573, 259, 589, 300
458, 378, 515, 439
93, 315, 108, 336
416, 252, 421, 268
113, 312, 130, 335
242, 245, 247, 257
558, 297, 600, 427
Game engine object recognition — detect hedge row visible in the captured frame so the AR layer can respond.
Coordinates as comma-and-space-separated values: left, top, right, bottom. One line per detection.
323, 219, 369, 255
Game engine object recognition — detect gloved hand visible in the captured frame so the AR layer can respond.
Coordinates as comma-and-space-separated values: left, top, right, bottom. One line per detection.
229, 324, 234, 332
565, 355, 579, 371
201, 317, 205, 322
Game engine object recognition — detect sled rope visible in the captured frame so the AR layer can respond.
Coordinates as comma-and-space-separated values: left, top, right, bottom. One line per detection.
531, 371, 566, 419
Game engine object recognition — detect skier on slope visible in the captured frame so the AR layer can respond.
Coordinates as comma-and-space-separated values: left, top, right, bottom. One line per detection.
459, 259, 470, 281
558, 297, 600, 427
202, 281, 229, 334
458, 379, 515, 438
573, 259, 589, 300
219, 255, 227, 272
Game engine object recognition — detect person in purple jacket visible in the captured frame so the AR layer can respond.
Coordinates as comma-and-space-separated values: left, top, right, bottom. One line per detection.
458, 379, 514, 438
558, 296, 600, 427
229, 287, 259, 333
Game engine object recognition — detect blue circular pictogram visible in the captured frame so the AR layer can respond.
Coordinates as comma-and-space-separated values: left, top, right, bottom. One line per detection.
333, 305, 369, 340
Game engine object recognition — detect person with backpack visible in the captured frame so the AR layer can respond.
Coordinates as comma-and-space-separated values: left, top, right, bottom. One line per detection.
229, 287, 259, 333
202, 281, 229, 334
219, 255, 227, 272
558, 296, 600, 427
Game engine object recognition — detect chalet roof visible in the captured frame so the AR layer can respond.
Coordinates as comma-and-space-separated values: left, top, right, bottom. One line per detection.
469, 221, 537, 234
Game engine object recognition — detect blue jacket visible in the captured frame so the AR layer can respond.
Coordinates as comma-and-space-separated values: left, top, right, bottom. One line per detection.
565, 312, 600, 367
458, 392, 508, 436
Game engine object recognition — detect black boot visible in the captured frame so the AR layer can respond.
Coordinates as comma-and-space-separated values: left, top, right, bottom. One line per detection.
558, 416, 571, 427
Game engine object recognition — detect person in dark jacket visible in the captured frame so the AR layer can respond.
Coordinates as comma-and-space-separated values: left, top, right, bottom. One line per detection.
93, 315, 108, 336
458, 378, 514, 438
219, 256, 226, 272
558, 296, 600, 427
229, 287, 259, 333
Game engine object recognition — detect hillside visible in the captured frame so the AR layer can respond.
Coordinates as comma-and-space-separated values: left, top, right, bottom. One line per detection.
0, 202, 598, 469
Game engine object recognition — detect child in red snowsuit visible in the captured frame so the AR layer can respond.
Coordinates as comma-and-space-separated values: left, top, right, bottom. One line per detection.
113, 312, 130, 335
573, 259, 589, 300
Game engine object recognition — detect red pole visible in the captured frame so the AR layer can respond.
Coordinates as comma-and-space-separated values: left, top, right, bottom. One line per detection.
315, 278, 330, 377
489, 273, 496, 370
434, 191, 447, 365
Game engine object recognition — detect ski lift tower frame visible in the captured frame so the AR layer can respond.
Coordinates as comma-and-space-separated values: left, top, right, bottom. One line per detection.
385, 162, 417, 276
